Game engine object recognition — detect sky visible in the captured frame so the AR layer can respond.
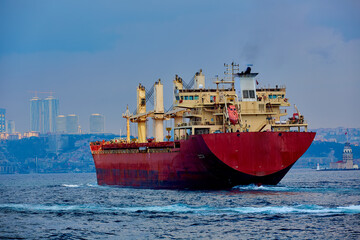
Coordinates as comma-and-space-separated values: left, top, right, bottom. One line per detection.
0, 0, 359, 134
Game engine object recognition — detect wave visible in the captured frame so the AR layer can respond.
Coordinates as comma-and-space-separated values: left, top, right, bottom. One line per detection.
85, 182, 107, 188
232, 185, 291, 191
61, 182, 99, 188
228, 205, 360, 214
61, 184, 81, 188
1, 203, 359, 215
232, 184, 359, 193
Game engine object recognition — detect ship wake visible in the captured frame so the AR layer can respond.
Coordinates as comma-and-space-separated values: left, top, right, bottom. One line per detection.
1, 203, 359, 215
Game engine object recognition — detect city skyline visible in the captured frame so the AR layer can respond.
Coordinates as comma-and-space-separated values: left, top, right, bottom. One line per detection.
0, 1, 359, 134
2, 94, 108, 135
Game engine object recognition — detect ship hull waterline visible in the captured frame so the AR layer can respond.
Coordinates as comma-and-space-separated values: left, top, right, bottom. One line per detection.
91, 132, 316, 190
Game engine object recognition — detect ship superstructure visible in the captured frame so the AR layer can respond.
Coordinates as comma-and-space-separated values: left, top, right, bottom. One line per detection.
90, 63, 315, 189
172, 65, 307, 138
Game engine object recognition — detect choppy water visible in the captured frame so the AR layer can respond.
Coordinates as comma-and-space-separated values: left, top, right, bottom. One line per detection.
0, 169, 359, 239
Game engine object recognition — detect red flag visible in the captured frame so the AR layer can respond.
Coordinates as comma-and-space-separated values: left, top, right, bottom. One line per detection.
256, 80, 259, 85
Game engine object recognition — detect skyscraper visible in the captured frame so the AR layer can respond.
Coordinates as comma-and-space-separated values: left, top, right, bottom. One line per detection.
30, 97, 43, 132
0, 108, 5, 133
30, 95, 59, 133
6, 120, 15, 134
56, 115, 67, 133
90, 114, 105, 133
66, 114, 79, 134
43, 96, 59, 133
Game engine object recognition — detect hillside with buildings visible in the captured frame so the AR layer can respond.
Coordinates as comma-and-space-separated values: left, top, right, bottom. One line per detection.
293, 127, 360, 169
294, 140, 360, 169
312, 127, 360, 145
0, 134, 118, 174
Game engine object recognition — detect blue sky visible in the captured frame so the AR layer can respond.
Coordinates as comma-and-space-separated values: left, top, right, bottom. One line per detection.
0, 0, 359, 134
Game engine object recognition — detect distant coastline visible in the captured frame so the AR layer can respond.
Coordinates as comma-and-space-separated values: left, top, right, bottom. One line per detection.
316, 168, 360, 172
0, 127, 359, 174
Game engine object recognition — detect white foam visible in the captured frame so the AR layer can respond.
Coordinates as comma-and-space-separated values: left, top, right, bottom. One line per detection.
338, 205, 360, 212
233, 184, 290, 191
86, 183, 103, 188
121, 204, 206, 213
62, 184, 81, 188
1, 203, 359, 215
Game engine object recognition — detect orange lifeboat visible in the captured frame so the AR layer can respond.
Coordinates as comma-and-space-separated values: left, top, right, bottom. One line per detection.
227, 105, 238, 125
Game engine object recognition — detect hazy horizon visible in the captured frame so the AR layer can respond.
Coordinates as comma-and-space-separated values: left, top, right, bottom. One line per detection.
1, 0, 359, 134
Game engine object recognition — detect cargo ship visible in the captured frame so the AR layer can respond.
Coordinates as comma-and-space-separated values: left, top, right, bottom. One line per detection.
90, 63, 315, 189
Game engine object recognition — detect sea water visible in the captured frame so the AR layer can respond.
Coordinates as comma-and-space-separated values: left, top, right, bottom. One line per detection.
0, 169, 359, 239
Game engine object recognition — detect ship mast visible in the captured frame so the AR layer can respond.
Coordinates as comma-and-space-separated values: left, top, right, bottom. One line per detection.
224, 62, 239, 91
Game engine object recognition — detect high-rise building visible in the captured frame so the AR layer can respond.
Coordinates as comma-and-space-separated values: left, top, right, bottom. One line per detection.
90, 114, 105, 133
43, 96, 59, 133
6, 120, 15, 134
56, 114, 81, 134
30, 97, 42, 132
66, 114, 79, 134
0, 108, 5, 133
56, 115, 67, 133
30, 95, 59, 133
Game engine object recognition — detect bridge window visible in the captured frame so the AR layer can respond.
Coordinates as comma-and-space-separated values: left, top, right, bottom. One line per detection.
269, 94, 277, 99
249, 90, 255, 98
243, 90, 249, 98
189, 96, 194, 100
195, 128, 210, 135
194, 95, 199, 100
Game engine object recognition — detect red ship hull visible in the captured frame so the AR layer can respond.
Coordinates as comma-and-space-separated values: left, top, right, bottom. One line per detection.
91, 132, 315, 189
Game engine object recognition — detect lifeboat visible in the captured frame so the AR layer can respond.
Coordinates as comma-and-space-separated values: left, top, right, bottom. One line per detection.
228, 105, 238, 125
